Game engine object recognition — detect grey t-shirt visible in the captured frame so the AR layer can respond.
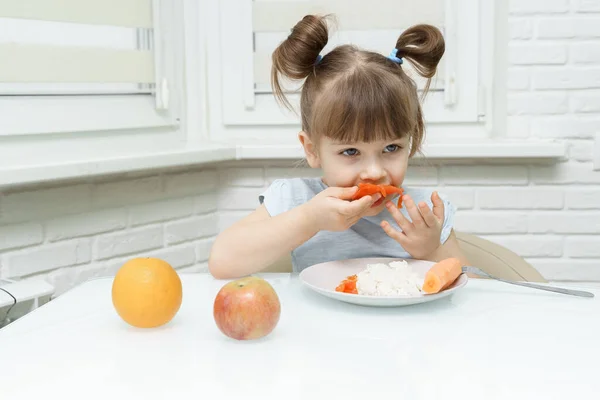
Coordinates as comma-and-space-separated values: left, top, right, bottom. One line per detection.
259, 178, 456, 273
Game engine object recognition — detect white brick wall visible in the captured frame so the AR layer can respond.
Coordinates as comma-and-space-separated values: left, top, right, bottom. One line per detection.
0, 168, 219, 295
488, 0, 600, 279
509, 0, 569, 15
1, 2, 600, 295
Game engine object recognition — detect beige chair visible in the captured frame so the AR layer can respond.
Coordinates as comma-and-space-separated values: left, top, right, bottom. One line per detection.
263, 232, 547, 283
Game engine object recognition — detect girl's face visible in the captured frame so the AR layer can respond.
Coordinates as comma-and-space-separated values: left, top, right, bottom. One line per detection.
300, 133, 411, 217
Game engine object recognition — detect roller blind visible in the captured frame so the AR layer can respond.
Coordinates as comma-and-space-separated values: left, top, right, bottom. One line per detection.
0, 0, 156, 95
251, 0, 448, 94
219, 0, 475, 126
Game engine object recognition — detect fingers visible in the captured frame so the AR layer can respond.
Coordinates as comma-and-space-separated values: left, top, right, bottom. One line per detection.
343, 193, 380, 216
431, 191, 445, 221
381, 220, 407, 244
418, 201, 437, 227
385, 200, 412, 233
325, 186, 358, 200
403, 195, 426, 227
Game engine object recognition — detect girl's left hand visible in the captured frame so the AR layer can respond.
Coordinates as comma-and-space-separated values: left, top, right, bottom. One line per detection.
380, 192, 445, 260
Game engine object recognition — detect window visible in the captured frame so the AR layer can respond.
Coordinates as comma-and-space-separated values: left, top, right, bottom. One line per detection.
0, 0, 189, 171
210, 0, 499, 143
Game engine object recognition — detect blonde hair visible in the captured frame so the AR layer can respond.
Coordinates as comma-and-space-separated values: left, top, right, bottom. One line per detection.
271, 15, 445, 157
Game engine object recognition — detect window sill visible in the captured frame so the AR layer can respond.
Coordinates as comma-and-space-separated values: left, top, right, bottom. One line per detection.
0, 139, 567, 187
0, 145, 237, 188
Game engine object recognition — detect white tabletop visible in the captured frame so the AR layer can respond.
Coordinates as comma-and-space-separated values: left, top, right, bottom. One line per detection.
1, 273, 599, 400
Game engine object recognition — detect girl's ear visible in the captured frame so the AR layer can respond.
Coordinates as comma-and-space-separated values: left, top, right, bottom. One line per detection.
298, 131, 320, 168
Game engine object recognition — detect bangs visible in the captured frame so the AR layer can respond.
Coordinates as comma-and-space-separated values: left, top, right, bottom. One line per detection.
309, 68, 419, 144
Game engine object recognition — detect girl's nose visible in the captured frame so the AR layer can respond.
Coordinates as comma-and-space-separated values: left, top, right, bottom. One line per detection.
359, 162, 385, 181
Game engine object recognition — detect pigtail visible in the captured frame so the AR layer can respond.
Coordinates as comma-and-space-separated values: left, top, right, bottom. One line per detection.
395, 24, 445, 95
271, 14, 329, 110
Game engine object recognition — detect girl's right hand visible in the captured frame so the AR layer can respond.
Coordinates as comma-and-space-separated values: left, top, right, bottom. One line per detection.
304, 186, 381, 232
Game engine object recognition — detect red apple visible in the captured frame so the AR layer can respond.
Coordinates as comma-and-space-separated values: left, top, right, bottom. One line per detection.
213, 276, 281, 340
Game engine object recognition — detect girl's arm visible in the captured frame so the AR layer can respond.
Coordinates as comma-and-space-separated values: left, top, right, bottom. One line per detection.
208, 203, 319, 279
208, 186, 379, 279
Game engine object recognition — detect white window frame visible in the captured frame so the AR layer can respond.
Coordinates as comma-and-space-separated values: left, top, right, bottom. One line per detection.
0, 0, 203, 175
0, 0, 182, 138
210, 0, 499, 143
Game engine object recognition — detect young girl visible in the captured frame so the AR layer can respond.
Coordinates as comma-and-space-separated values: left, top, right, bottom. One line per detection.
209, 15, 469, 279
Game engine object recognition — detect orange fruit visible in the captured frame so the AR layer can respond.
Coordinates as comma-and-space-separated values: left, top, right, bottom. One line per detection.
111, 257, 183, 328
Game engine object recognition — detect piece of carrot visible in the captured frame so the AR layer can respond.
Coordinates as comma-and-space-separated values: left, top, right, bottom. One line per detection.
351, 183, 404, 208
352, 183, 386, 200
422, 258, 463, 294
335, 274, 358, 294
381, 185, 404, 208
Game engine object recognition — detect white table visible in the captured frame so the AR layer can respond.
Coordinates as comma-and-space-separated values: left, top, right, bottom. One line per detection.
1, 273, 599, 400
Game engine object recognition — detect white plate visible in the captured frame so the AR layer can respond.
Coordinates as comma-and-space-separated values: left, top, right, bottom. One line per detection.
299, 257, 468, 307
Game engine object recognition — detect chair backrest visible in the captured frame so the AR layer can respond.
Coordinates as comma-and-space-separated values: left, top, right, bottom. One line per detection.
263, 232, 547, 283
455, 232, 546, 283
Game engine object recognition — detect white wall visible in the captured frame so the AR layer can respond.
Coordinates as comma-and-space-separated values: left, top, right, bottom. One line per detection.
1, 1, 599, 296
0, 168, 219, 295
502, 0, 600, 278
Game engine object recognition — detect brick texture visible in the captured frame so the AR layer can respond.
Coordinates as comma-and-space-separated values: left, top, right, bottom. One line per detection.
565, 237, 600, 257
219, 168, 265, 187
509, 0, 569, 14
531, 116, 600, 139
507, 93, 568, 115
165, 214, 218, 245
94, 226, 163, 260
570, 90, 600, 113
129, 198, 194, 226
454, 212, 529, 234
566, 189, 600, 209
568, 140, 595, 161
574, 0, 600, 13
532, 68, 600, 90
514, 0, 600, 284
46, 209, 127, 241
440, 166, 529, 185
0, 168, 222, 293
528, 213, 600, 234
218, 187, 264, 211
3, 240, 91, 278
507, 69, 531, 90
437, 188, 475, 210
536, 18, 600, 39
478, 188, 564, 209
509, 19, 533, 40
480, 235, 564, 257
0, 223, 43, 251
509, 44, 568, 65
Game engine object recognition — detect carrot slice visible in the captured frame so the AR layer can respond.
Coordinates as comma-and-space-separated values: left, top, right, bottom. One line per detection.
381, 185, 404, 208
351, 183, 404, 208
351, 183, 385, 200
335, 274, 358, 294
422, 258, 463, 294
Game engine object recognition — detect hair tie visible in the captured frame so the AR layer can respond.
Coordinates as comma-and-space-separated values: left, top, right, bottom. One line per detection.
387, 48, 403, 64
315, 54, 323, 65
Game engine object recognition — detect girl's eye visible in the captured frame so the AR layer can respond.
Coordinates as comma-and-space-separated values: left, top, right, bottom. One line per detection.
342, 148, 359, 156
384, 144, 400, 153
